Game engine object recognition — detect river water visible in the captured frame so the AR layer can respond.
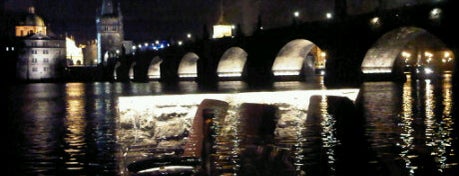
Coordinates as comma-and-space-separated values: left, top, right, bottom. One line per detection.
6, 74, 458, 176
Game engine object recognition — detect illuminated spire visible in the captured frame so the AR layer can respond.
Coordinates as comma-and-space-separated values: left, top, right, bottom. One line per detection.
217, 0, 228, 25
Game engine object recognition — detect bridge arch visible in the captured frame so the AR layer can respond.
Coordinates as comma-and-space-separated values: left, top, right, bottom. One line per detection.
148, 56, 162, 80
361, 26, 451, 77
272, 39, 326, 79
129, 62, 136, 80
217, 47, 248, 78
113, 61, 121, 80
178, 52, 199, 78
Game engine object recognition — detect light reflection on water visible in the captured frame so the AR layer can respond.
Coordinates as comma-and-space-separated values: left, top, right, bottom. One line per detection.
362, 73, 457, 176
7, 74, 458, 175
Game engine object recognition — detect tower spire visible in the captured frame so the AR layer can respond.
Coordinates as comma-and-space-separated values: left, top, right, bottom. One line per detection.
101, 0, 114, 15
217, 0, 227, 24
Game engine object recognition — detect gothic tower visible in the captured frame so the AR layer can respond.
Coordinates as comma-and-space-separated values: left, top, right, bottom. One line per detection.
96, 0, 124, 65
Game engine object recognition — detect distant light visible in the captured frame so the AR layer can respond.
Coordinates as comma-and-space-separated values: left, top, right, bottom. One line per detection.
320, 52, 327, 57
429, 8, 442, 20
132, 46, 136, 50
5, 47, 8, 51
178, 41, 183, 46
424, 67, 433, 74
443, 51, 450, 58
144, 43, 148, 47
11, 47, 14, 51
326, 12, 333, 19
187, 33, 192, 39
155, 40, 160, 44
426, 58, 432, 63
293, 11, 300, 18
401, 51, 411, 58
231, 25, 236, 29
260, 26, 264, 30
116, 50, 120, 54
424, 51, 433, 58
370, 17, 381, 26
138, 44, 142, 48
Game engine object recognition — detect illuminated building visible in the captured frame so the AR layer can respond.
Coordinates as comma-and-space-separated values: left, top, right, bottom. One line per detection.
82, 40, 98, 66
15, 7, 66, 81
15, 7, 47, 37
16, 33, 66, 80
66, 36, 84, 66
212, 0, 233, 39
96, 0, 124, 65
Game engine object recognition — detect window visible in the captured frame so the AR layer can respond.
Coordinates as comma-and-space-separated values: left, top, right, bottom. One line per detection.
44, 58, 49, 63
32, 42, 37, 47
43, 42, 48, 47
43, 50, 49, 54
31, 50, 37, 54
31, 58, 38, 63
44, 67, 48, 72
32, 67, 37, 72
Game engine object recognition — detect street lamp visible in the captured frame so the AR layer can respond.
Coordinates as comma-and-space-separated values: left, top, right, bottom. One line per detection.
293, 11, 300, 18
326, 12, 333, 19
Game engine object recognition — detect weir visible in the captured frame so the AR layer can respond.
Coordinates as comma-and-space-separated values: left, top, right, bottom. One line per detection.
117, 89, 360, 175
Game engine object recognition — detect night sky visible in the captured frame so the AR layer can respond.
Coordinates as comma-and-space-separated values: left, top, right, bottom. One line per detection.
4, 0, 432, 43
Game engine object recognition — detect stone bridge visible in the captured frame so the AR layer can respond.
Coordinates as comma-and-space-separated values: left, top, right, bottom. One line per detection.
111, 1, 458, 87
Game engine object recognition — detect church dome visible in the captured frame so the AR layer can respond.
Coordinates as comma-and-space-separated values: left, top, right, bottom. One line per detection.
22, 7, 45, 27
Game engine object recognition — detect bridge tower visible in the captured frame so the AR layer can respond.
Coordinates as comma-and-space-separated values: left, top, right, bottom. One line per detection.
96, 0, 124, 66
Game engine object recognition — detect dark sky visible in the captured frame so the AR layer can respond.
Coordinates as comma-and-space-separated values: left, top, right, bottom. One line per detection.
4, 0, 431, 43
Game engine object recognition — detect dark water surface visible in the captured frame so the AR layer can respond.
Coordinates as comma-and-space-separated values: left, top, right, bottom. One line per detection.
6, 75, 458, 175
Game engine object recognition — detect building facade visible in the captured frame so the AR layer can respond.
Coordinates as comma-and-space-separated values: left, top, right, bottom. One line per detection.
16, 33, 66, 80
96, 0, 124, 65
15, 7, 66, 81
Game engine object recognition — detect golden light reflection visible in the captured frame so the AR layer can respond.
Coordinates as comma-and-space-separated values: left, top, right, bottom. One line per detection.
64, 83, 87, 171
320, 96, 337, 174
399, 79, 416, 175
423, 75, 456, 173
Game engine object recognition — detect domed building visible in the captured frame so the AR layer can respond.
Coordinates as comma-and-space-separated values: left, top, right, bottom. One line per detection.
15, 7, 47, 37
15, 7, 66, 81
